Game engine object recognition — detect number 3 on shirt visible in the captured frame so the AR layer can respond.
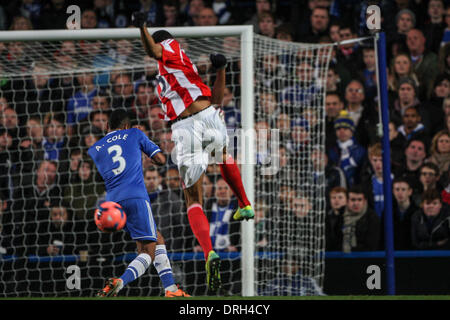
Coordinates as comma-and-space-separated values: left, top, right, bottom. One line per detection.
108, 145, 126, 175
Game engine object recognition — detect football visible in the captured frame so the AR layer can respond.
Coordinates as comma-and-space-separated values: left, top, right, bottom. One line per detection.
94, 201, 126, 232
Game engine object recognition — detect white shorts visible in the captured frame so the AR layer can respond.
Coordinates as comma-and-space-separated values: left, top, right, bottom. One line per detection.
171, 106, 229, 188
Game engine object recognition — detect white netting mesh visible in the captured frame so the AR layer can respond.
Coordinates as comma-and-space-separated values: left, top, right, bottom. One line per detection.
0, 30, 331, 297
253, 35, 331, 296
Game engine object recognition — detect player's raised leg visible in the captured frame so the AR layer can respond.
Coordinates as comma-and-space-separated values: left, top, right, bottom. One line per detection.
219, 149, 254, 221
183, 173, 222, 291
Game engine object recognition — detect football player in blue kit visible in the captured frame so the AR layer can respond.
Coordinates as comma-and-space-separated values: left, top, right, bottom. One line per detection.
88, 109, 189, 297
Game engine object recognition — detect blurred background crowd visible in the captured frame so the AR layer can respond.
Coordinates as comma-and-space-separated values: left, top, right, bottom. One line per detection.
1, 0, 450, 295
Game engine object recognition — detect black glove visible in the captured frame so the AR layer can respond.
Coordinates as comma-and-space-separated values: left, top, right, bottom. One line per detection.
132, 11, 147, 28
209, 53, 227, 70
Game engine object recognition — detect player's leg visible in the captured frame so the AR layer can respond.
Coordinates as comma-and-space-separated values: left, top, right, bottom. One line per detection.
219, 148, 254, 220
207, 107, 253, 220
154, 231, 190, 297
183, 174, 222, 291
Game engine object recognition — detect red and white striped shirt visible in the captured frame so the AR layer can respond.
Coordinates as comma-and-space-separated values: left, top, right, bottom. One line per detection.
156, 39, 212, 121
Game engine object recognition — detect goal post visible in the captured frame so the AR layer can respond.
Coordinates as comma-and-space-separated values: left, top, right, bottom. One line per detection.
0, 25, 258, 296
0, 25, 337, 297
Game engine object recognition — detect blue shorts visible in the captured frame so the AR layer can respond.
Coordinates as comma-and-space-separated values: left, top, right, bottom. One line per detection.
117, 198, 157, 241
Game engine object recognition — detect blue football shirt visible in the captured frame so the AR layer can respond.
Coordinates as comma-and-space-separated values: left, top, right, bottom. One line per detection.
88, 128, 161, 202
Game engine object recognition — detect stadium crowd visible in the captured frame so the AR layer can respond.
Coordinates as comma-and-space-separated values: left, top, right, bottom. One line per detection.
1, 0, 450, 295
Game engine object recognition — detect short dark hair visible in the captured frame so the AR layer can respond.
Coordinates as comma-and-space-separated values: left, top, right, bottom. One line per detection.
422, 188, 441, 204
419, 162, 440, 175
347, 185, 367, 199
392, 176, 412, 188
109, 109, 131, 130
152, 30, 173, 43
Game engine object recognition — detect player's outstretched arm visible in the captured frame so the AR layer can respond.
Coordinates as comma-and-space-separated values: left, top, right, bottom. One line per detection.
132, 11, 162, 59
152, 152, 166, 166
210, 53, 227, 105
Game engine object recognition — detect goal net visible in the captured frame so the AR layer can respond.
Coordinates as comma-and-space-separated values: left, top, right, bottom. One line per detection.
0, 28, 332, 297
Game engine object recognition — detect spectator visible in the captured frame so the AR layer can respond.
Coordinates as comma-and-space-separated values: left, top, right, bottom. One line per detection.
361, 143, 387, 218
18, 116, 45, 174
275, 23, 294, 42
276, 113, 291, 144
111, 73, 135, 110
42, 112, 69, 166
246, 0, 276, 34
392, 177, 418, 250
130, 82, 158, 121
325, 186, 347, 251
66, 71, 97, 135
257, 90, 278, 119
397, 106, 429, 146
1, 107, 20, 141
144, 167, 186, 251
341, 185, 380, 252
397, 138, 428, 193
327, 110, 367, 187
325, 92, 344, 150
344, 79, 366, 130
280, 61, 320, 108
81, 9, 98, 29
89, 110, 110, 133
257, 53, 286, 93
406, 28, 439, 101
359, 45, 377, 102
9, 15, 33, 30
254, 198, 269, 249
423, 0, 446, 54
257, 10, 276, 38
137, 0, 163, 27
205, 178, 240, 253
14, 61, 63, 128
336, 24, 363, 77
80, 126, 103, 151
63, 156, 104, 221
326, 65, 344, 97
147, 104, 166, 138
185, 0, 205, 26
37, 203, 78, 256
421, 74, 450, 136
220, 87, 240, 130
391, 77, 430, 133
426, 129, 450, 174
203, 173, 214, 203
165, 166, 183, 198
415, 162, 442, 205
286, 117, 310, 160
11, 160, 62, 255
329, 20, 340, 43
211, 0, 234, 25
441, 5, 450, 46
389, 120, 408, 170
311, 148, 346, 206
195, 6, 218, 27
396, 9, 416, 36
258, 256, 324, 296
411, 188, 450, 250
91, 91, 111, 112
388, 53, 420, 96
40, 0, 69, 30
299, 6, 330, 43
162, 0, 182, 27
